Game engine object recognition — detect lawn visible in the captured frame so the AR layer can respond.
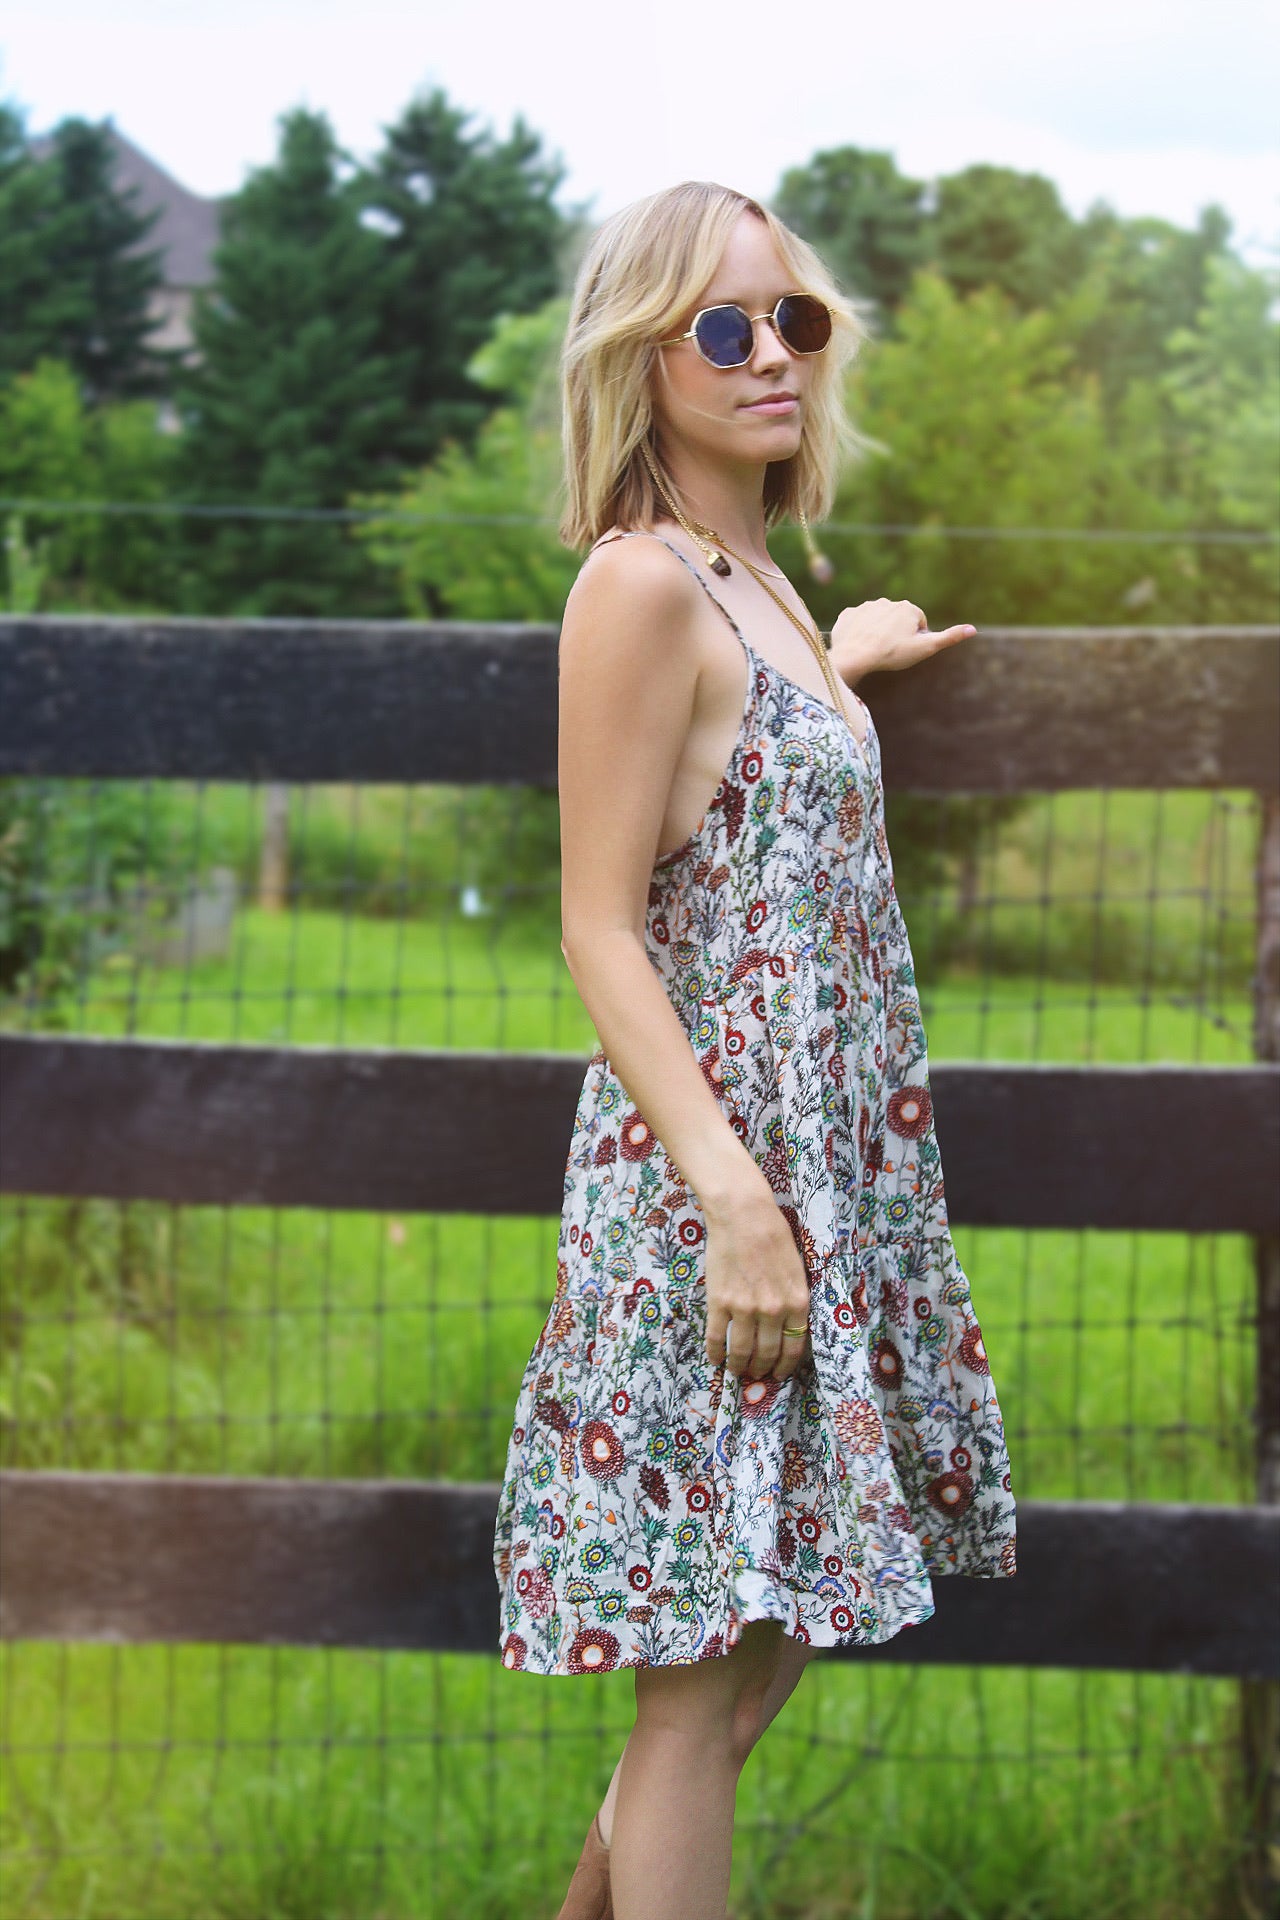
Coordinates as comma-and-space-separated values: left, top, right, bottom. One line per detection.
0, 780, 1264, 1918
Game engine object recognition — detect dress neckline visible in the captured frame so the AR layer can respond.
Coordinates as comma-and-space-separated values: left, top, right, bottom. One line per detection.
607, 527, 873, 765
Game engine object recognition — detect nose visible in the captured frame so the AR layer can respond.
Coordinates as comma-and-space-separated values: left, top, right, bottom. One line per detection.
751, 313, 792, 374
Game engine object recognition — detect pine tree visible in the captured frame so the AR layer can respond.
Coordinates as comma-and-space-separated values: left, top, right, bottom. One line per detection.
355, 87, 573, 467
176, 108, 405, 616
0, 106, 164, 399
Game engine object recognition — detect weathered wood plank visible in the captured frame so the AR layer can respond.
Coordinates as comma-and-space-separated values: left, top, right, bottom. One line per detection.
2, 1035, 1275, 1231
1, 1471, 1274, 1677
1, 618, 1275, 790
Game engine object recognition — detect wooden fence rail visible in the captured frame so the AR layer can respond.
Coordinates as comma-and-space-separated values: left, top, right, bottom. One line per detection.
1, 617, 1277, 1703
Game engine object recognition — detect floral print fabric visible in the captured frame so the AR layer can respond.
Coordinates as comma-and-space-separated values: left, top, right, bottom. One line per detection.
493, 530, 1016, 1677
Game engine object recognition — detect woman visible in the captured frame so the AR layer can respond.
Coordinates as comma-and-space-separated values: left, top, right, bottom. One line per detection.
492, 180, 1017, 1920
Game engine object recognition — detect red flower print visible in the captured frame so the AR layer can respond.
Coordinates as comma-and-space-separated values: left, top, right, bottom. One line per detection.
742, 749, 764, 781
567, 1628, 621, 1673
581, 1419, 626, 1480
746, 898, 767, 934
729, 945, 768, 984
612, 1390, 631, 1415
950, 1445, 971, 1470
652, 916, 670, 944
678, 1218, 705, 1247
958, 1324, 990, 1375
639, 1463, 670, 1509
833, 1396, 883, 1455
886, 1086, 932, 1140
925, 1469, 975, 1518
593, 1134, 617, 1166
796, 1511, 821, 1545
550, 1513, 566, 1539
676, 1427, 695, 1449
686, 1482, 712, 1513
830, 1604, 855, 1634
619, 1112, 658, 1161
628, 1564, 652, 1590
834, 1301, 856, 1329
740, 1375, 782, 1419
724, 1025, 746, 1056
535, 1395, 572, 1435
502, 1634, 527, 1670
700, 1047, 724, 1093
870, 1337, 903, 1390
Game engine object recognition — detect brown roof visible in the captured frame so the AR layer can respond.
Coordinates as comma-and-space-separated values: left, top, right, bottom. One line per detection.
30, 120, 222, 290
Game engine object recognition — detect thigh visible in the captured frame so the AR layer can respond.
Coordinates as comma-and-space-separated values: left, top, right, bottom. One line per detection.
634, 1620, 789, 1722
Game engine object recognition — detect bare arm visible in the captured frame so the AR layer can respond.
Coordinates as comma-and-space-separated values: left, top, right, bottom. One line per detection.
557, 538, 811, 1382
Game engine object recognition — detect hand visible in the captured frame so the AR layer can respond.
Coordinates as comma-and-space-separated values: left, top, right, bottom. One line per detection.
701, 1180, 811, 1383
829, 597, 975, 684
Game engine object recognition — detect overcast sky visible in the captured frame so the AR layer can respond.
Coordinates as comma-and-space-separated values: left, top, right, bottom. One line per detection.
3, 0, 1277, 263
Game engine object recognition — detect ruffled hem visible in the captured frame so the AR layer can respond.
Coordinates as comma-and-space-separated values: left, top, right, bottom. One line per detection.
496, 1563, 942, 1677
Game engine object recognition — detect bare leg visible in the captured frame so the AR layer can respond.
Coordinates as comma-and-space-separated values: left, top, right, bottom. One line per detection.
597, 1627, 818, 1847
597, 1622, 819, 1920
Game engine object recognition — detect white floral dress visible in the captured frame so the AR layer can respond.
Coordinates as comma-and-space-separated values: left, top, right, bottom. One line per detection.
493, 530, 1017, 1676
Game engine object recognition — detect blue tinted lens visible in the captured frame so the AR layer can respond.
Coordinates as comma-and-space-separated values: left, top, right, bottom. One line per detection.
694, 305, 754, 366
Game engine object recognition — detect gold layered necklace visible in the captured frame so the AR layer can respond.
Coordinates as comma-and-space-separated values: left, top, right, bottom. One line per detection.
639, 442, 848, 720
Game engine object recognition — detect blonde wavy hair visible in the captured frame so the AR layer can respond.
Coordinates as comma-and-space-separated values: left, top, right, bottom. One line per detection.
557, 180, 868, 551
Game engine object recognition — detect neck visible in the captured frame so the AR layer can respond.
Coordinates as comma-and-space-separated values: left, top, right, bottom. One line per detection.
652, 437, 776, 565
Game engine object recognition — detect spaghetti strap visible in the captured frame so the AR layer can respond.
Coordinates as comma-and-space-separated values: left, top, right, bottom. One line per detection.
590, 527, 749, 646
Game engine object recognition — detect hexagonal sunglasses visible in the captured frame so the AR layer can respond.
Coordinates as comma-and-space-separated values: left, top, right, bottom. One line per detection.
657, 293, 832, 369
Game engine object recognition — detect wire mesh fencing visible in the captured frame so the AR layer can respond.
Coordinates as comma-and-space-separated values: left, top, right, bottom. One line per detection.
0, 623, 1276, 1919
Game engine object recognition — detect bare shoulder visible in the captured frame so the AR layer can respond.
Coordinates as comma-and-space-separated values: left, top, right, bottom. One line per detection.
562, 528, 704, 667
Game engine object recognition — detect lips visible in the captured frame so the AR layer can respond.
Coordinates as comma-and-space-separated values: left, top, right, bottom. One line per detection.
740, 389, 802, 412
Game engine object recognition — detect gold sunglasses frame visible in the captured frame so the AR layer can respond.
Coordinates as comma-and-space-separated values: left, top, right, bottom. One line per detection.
656, 293, 832, 368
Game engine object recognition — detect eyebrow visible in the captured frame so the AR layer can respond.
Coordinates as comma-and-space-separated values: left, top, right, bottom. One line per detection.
699, 288, 798, 307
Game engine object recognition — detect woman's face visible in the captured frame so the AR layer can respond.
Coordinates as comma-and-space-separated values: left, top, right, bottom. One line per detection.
650, 208, 812, 472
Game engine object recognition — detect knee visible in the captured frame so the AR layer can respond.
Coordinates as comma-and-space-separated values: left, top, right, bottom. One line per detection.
728, 1679, 770, 1769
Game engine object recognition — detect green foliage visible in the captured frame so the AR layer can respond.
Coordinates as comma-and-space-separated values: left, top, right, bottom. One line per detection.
353, 299, 573, 620
773, 147, 930, 316
174, 108, 408, 617
928, 162, 1087, 311
0, 102, 165, 400
1, 514, 48, 612
0, 777, 188, 1017
0, 358, 178, 609
354, 86, 576, 471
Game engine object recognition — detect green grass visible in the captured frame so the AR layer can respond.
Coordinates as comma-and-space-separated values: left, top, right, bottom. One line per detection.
0, 779, 1266, 1918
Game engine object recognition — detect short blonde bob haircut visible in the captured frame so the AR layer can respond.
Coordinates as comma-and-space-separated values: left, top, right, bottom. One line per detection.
558, 180, 868, 552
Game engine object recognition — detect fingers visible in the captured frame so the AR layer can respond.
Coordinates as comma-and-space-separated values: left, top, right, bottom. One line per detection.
712, 1312, 810, 1382
705, 1302, 730, 1370
773, 1322, 809, 1382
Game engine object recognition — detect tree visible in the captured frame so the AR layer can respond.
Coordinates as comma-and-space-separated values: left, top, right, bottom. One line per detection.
773, 146, 930, 321
927, 163, 1086, 313
0, 358, 177, 610
175, 108, 407, 616
353, 298, 574, 620
0, 105, 165, 400
1057, 202, 1237, 410
354, 87, 575, 468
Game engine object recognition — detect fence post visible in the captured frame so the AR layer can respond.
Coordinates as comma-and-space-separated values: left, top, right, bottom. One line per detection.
1242, 787, 1280, 1915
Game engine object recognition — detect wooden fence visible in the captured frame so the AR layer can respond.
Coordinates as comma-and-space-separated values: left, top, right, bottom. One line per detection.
1, 614, 1278, 1894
